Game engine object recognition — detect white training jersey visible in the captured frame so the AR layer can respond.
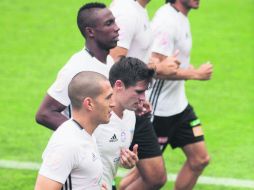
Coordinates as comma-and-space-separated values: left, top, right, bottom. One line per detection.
39, 119, 103, 190
93, 110, 136, 189
148, 3, 191, 116
110, 0, 153, 63
48, 48, 114, 107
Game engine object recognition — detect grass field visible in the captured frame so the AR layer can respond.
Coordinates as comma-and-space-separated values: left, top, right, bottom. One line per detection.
0, 0, 253, 189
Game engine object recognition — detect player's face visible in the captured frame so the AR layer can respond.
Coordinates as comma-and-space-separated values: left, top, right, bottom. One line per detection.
121, 80, 149, 111
180, 0, 200, 9
93, 81, 115, 124
93, 8, 119, 50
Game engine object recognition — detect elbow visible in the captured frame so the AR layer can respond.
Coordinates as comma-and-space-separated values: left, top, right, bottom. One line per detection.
35, 109, 48, 126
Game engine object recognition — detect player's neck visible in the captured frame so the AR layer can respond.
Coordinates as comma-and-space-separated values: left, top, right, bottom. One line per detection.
171, 2, 190, 16
86, 43, 109, 64
72, 114, 97, 135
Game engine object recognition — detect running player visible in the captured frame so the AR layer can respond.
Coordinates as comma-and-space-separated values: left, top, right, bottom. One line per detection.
148, 0, 212, 189
35, 71, 114, 190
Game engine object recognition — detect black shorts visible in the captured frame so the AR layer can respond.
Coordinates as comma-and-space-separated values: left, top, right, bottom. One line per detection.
153, 104, 204, 151
129, 113, 162, 159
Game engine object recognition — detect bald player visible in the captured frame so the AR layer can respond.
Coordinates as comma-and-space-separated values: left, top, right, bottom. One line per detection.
35, 71, 114, 190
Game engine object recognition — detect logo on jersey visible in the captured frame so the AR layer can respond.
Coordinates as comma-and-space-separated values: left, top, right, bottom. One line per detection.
120, 131, 126, 142
109, 134, 118, 142
92, 153, 98, 161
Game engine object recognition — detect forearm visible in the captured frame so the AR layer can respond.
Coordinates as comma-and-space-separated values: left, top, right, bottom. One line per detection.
35, 94, 68, 131
36, 111, 68, 131
147, 53, 179, 79
170, 67, 199, 80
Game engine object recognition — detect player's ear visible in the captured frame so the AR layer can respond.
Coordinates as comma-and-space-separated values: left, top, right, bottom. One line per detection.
85, 27, 95, 38
83, 97, 94, 111
114, 80, 124, 90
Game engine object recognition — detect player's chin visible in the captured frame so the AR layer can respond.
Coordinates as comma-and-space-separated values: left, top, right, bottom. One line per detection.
103, 118, 111, 124
111, 40, 118, 48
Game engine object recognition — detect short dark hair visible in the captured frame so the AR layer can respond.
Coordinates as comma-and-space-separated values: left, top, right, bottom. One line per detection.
109, 57, 155, 88
166, 0, 176, 3
77, 2, 106, 38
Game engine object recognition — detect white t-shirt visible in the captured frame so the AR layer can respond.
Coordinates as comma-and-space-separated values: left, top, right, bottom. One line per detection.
48, 48, 114, 107
110, 0, 153, 63
148, 4, 190, 116
39, 119, 103, 190
94, 110, 135, 189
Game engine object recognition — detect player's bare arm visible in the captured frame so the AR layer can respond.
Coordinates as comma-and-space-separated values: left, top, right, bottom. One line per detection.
148, 52, 180, 79
151, 52, 213, 80
35, 94, 68, 130
172, 62, 213, 80
35, 175, 62, 190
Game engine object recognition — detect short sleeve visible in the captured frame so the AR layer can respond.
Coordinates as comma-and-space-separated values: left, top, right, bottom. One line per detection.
47, 67, 72, 106
39, 143, 79, 184
151, 14, 177, 56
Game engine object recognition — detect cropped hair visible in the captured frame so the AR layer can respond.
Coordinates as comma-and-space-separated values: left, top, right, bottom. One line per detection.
68, 71, 107, 110
77, 2, 106, 38
109, 57, 155, 88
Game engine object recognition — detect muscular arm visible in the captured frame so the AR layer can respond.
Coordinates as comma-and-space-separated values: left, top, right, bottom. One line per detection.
151, 52, 213, 80
35, 175, 62, 190
35, 94, 68, 130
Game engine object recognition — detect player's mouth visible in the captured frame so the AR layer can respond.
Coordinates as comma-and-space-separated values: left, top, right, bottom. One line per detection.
113, 33, 119, 42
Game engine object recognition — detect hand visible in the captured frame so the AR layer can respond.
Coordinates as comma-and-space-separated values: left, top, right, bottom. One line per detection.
120, 144, 139, 169
101, 182, 108, 190
195, 62, 213, 80
155, 50, 180, 77
135, 100, 152, 116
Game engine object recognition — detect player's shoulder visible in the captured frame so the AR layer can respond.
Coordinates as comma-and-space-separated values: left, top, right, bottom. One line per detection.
53, 120, 82, 144
154, 4, 178, 20
152, 4, 178, 27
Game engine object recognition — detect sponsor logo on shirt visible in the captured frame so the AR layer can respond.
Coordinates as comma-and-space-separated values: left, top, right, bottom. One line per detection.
109, 134, 118, 142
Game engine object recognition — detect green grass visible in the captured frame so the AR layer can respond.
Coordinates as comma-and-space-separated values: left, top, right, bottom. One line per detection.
0, 0, 253, 189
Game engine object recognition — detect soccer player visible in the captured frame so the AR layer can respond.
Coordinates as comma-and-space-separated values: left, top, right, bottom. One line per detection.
35, 2, 119, 130
35, 71, 114, 190
94, 56, 155, 189
147, 0, 213, 189
109, 0, 180, 189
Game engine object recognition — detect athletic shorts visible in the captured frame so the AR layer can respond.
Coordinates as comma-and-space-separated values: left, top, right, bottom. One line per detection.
129, 113, 162, 159
153, 104, 204, 151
